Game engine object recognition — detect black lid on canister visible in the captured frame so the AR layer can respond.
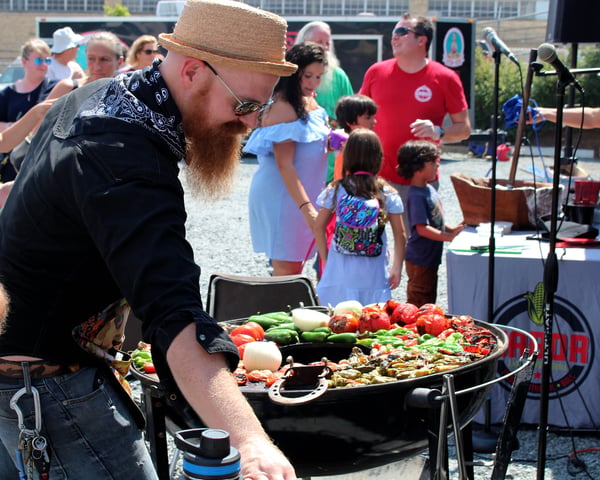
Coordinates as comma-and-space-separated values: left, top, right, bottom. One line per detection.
175, 428, 241, 480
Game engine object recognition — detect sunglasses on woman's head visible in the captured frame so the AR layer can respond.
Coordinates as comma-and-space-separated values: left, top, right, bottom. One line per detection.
143, 49, 159, 55
33, 58, 52, 66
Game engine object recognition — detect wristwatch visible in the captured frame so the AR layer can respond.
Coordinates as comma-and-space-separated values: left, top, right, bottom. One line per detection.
434, 125, 445, 140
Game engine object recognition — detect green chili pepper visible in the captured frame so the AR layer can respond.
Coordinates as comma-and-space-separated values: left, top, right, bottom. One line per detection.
356, 338, 376, 348
326, 332, 357, 343
312, 326, 333, 334
247, 312, 290, 329
265, 329, 299, 345
300, 331, 330, 343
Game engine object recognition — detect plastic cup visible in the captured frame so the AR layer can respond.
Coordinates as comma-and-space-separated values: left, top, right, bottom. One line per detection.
574, 180, 600, 205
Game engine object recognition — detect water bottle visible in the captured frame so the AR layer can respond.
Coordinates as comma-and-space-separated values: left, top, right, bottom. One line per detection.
175, 428, 241, 480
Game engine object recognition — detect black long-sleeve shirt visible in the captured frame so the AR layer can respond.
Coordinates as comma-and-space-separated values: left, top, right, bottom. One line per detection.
0, 68, 238, 376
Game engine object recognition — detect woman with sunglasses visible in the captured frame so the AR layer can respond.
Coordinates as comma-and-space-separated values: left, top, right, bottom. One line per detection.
245, 42, 330, 276
120, 35, 161, 73
0, 38, 54, 182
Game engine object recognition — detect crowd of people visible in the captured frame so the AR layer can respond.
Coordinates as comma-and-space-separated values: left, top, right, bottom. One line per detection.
0, 0, 591, 478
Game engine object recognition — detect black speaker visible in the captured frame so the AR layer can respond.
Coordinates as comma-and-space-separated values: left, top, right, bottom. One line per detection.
546, 0, 600, 43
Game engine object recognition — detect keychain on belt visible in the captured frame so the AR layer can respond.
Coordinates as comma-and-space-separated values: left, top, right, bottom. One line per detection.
9, 362, 51, 480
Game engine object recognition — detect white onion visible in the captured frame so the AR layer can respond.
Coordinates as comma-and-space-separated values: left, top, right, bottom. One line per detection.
291, 308, 330, 332
333, 300, 363, 317
242, 341, 282, 372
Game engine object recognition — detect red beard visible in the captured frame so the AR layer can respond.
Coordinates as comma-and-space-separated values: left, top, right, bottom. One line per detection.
181, 90, 250, 198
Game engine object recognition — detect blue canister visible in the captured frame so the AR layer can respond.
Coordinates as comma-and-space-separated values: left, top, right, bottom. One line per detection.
175, 428, 241, 480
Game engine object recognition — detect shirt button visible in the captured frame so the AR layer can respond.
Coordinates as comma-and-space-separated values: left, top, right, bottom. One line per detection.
198, 334, 206, 341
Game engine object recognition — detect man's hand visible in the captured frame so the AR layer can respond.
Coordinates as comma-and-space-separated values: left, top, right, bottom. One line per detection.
410, 119, 438, 140
238, 436, 297, 480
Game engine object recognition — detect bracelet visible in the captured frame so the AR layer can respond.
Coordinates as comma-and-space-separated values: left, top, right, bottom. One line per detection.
298, 201, 311, 210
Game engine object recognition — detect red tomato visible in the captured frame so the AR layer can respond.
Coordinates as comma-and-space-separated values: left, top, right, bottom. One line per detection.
417, 303, 445, 317
230, 322, 265, 341
390, 303, 419, 325
416, 313, 450, 337
359, 310, 390, 333
384, 299, 401, 315
230, 334, 256, 347
329, 313, 359, 333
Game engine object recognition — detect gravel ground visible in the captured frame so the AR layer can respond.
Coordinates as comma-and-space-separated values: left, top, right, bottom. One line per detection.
135, 145, 600, 479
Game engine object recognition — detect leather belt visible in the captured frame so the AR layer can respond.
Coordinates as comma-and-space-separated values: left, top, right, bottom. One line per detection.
0, 358, 80, 379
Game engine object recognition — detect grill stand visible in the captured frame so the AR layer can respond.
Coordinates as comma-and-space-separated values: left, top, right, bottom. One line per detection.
406, 328, 537, 480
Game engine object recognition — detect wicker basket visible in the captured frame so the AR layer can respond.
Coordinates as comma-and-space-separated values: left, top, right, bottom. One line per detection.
450, 173, 555, 230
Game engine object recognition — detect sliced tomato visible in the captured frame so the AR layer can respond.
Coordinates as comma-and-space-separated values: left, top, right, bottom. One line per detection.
438, 328, 456, 340
247, 370, 271, 383
265, 371, 284, 387
233, 367, 248, 385
230, 322, 265, 341
237, 342, 248, 359
143, 362, 156, 373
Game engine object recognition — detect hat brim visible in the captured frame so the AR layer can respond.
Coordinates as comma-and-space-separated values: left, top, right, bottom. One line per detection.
159, 33, 297, 77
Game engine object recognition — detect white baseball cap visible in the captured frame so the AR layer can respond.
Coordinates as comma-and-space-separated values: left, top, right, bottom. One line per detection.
51, 27, 84, 54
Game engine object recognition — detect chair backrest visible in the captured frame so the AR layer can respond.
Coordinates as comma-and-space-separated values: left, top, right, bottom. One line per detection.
206, 273, 319, 322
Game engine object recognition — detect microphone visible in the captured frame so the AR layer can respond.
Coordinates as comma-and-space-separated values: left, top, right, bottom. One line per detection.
537, 43, 584, 92
482, 27, 519, 66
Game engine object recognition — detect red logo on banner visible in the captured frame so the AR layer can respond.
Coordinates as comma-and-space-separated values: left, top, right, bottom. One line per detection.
494, 292, 593, 399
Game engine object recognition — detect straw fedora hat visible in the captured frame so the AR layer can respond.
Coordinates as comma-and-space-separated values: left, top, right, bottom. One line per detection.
159, 0, 297, 76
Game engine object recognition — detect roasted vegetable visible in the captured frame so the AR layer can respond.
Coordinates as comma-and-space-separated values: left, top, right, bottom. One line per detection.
247, 311, 291, 329
264, 328, 299, 345
327, 332, 357, 343
300, 331, 330, 343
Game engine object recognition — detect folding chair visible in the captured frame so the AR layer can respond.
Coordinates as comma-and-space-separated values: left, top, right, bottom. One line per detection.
206, 272, 319, 322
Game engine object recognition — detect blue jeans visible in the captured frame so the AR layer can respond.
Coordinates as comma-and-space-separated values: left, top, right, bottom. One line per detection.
0, 367, 158, 479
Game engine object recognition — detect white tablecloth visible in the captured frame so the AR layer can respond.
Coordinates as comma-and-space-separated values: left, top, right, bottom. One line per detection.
446, 228, 600, 429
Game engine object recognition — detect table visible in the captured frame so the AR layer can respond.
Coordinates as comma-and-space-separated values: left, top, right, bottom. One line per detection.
446, 228, 600, 429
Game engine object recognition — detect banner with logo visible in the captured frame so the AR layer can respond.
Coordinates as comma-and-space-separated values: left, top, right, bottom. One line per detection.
447, 247, 600, 430
433, 19, 475, 119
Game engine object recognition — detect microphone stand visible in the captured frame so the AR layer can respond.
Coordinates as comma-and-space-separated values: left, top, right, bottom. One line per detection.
474, 47, 501, 448
487, 49, 501, 334
536, 73, 567, 480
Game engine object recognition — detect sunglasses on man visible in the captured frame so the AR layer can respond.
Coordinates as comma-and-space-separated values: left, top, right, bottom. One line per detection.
33, 58, 52, 66
203, 61, 273, 117
393, 27, 418, 37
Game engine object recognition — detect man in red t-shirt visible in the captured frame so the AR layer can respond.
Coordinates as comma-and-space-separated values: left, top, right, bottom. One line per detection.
359, 13, 471, 206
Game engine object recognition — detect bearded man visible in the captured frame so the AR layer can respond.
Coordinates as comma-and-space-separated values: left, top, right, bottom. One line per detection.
0, 1, 299, 479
